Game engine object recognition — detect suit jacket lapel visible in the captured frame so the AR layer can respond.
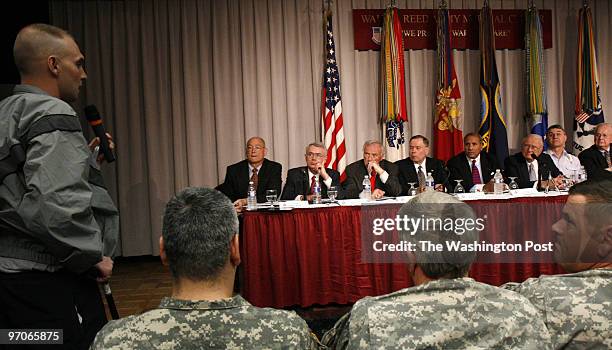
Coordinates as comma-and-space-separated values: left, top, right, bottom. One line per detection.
405, 160, 418, 181
518, 156, 530, 184
480, 155, 491, 182
257, 159, 268, 189
239, 161, 250, 197
461, 156, 472, 181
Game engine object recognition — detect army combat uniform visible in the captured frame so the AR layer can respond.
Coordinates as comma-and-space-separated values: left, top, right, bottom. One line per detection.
91, 295, 320, 349
322, 277, 551, 349
503, 269, 612, 349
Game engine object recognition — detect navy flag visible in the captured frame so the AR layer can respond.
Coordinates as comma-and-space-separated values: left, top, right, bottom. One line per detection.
478, 1, 509, 164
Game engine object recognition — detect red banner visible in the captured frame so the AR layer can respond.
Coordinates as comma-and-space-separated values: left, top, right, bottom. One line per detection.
353, 9, 552, 50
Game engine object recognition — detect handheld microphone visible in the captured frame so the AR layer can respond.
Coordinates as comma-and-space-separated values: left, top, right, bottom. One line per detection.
84, 105, 115, 163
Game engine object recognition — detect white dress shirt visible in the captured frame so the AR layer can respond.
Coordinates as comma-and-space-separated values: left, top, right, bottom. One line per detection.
545, 149, 581, 177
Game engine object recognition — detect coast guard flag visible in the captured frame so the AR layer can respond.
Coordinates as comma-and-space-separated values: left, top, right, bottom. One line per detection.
434, 2, 463, 163
321, 11, 347, 181
478, 1, 509, 163
573, 3, 605, 154
380, 5, 408, 162
525, 4, 548, 147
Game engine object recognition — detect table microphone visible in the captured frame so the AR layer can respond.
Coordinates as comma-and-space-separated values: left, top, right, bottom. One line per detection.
302, 168, 309, 199
84, 105, 116, 163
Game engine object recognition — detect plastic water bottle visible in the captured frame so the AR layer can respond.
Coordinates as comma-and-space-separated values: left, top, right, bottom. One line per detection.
247, 181, 257, 210
425, 172, 435, 191
361, 175, 372, 200
493, 169, 504, 194
312, 177, 322, 204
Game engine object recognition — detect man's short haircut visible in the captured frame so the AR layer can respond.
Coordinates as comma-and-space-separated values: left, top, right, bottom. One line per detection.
410, 135, 430, 147
569, 178, 612, 203
397, 191, 479, 279
594, 122, 612, 134
363, 140, 383, 151
305, 142, 327, 154
162, 187, 239, 281
546, 124, 565, 133
568, 179, 612, 234
463, 132, 481, 142
13, 23, 72, 76
246, 136, 266, 148
522, 134, 544, 147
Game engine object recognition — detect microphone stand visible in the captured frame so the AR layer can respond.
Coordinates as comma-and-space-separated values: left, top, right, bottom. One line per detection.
302, 168, 309, 200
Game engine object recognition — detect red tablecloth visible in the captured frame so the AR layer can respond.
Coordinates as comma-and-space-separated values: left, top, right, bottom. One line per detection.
240, 196, 567, 308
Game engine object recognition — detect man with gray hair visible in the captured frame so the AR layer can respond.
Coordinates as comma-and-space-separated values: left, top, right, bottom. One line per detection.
343, 140, 401, 199
322, 191, 551, 349
578, 122, 612, 180
503, 178, 612, 349
91, 187, 319, 349
281, 142, 341, 200
504, 134, 563, 189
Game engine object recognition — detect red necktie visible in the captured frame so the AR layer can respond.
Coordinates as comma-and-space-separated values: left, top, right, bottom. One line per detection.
370, 170, 376, 190
309, 175, 316, 194
471, 160, 482, 185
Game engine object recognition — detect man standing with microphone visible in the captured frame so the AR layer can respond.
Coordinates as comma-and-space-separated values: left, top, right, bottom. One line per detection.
0, 24, 118, 349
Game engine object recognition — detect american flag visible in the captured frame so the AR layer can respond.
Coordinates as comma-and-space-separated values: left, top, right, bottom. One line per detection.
575, 111, 590, 123
322, 12, 346, 182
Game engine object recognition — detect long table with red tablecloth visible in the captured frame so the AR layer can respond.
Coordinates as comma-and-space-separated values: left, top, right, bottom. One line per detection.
239, 194, 567, 308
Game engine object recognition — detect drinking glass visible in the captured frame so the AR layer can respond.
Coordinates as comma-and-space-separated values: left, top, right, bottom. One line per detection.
407, 182, 418, 196
453, 179, 465, 194
266, 189, 277, 206
508, 177, 519, 194
328, 186, 338, 202
561, 176, 573, 191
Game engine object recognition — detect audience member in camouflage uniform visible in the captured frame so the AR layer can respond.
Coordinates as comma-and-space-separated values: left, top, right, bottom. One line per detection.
91, 187, 319, 349
504, 178, 612, 349
322, 191, 551, 349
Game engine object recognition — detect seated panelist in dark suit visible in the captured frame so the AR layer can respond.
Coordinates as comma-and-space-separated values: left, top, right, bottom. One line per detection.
447, 133, 499, 192
578, 123, 612, 181
216, 136, 282, 210
281, 142, 341, 201
504, 134, 563, 189
395, 135, 448, 194
343, 140, 401, 199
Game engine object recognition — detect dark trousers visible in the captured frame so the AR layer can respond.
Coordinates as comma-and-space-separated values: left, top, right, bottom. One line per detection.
0, 270, 107, 350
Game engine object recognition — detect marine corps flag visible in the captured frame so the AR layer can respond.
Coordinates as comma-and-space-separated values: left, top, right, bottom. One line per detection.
434, 1, 463, 163
573, 2, 605, 154
478, 1, 509, 163
380, 5, 408, 162
525, 3, 548, 146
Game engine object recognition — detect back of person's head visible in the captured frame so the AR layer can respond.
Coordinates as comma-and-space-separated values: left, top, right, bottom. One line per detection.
162, 187, 238, 281
569, 178, 612, 203
568, 178, 612, 238
13, 23, 72, 76
397, 191, 479, 279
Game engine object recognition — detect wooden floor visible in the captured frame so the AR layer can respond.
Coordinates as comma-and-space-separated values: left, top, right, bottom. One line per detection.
101, 255, 350, 337
102, 255, 173, 318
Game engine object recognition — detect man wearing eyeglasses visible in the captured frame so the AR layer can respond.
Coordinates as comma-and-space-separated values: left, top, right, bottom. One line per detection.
281, 142, 341, 201
578, 122, 612, 181
504, 134, 563, 189
216, 137, 282, 211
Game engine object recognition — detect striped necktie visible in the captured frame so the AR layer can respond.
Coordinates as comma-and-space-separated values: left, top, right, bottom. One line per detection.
250, 168, 259, 190
471, 160, 482, 185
